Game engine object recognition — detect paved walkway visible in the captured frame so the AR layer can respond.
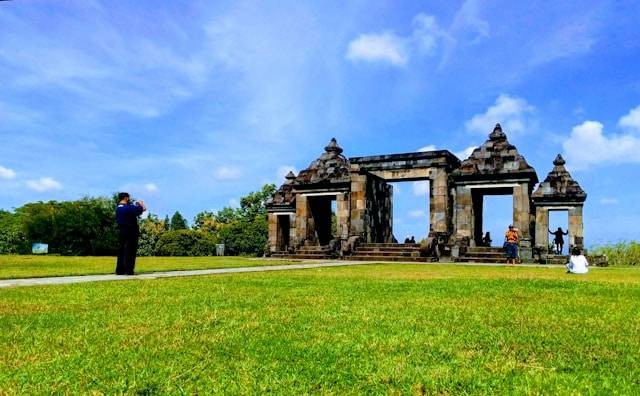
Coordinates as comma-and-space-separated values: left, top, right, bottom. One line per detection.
0, 260, 567, 289
0, 261, 365, 288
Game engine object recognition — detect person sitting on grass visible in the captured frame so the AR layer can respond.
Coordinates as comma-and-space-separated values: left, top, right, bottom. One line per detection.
567, 247, 589, 274
504, 225, 519, 265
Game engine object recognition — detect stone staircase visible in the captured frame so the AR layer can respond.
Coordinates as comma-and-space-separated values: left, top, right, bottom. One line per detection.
349, 243, 426, 262
271, 245, 334, 260
545, 254, 569, 265
454, 246, 507, 263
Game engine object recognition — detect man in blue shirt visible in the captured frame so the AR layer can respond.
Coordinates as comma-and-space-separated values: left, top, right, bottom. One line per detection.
115, 192, 146, 275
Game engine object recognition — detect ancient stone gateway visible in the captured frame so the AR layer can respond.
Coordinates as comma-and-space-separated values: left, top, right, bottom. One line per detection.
266, 124, 587, 262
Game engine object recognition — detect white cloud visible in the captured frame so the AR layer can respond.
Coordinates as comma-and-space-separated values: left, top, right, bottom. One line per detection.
618, 105, 640, 132
276, 165, 297, 183
214, 166, 242, 180
0, 165, 16, 180
454, 146, 477, 160
417, 144, 437, 152
412, 14, 451, 56
228, 198, 239, 208
346, 13, 450, 67
600, 197, 619, 205
26, 177, 62, 192
408, 209, 426, 218
144, 183, 158, 193
562, 120, 640, 170
346, 32, 408, 66
413, 181, 429, 196
465, 94, 535, 135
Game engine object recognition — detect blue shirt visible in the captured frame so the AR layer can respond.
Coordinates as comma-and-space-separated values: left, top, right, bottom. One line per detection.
115, 204, 144, 227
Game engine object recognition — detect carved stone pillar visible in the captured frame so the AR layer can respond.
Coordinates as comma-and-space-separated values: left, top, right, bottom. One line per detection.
336, 192, 350, 240
430, 168, 449, 233
535, 207, 549, 252
568, 205, 584, 249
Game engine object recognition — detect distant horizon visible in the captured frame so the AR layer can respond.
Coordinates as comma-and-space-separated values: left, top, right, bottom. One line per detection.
1, 1, 639, 246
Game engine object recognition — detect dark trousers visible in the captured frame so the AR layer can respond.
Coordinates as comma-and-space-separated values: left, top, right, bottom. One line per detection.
116, 226, 139, 275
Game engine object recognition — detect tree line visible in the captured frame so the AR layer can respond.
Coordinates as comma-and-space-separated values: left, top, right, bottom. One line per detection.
0, 184, 276, 257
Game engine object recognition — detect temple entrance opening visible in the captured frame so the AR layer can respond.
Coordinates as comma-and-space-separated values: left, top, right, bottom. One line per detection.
479, 194, 513, 247
389, 181, 430, 242
549, 210, 569, 254
470, 186, 514, 247
276, 214, 290, 251
308, 194, 338, 246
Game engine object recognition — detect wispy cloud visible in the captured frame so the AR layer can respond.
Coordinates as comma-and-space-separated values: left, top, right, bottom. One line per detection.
417, 145, 437, 152
454, 146, 477, 160
600, 197, 619, 205
346, 32, 408, 66
144, 183, 159, 193
0, 165, 16, 180
213, 166, 242, 181
465, 94, 535, 135
562, 113, 640, 170
346, 13, 451, 67
619, 105, 640, 132
26, 177, 62, 192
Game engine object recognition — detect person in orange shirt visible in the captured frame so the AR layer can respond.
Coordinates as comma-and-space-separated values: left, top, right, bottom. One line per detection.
504, 224, 520, 265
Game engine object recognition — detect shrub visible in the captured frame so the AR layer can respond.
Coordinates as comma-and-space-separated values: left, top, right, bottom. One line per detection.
156, 230, 218, 256
591, 241, 640, 266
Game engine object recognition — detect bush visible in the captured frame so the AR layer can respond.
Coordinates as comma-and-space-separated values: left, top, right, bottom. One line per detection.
156, 230, 218, 256
591, 241, 640, 266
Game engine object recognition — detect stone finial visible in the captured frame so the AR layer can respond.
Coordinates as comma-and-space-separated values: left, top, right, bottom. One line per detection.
553, 154, 566, 166
325, 137, 343, 154
489, 123, 506, 140
285, 171, 296, 180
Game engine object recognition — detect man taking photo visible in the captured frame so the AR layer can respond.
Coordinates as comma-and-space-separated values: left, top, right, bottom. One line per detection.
115, 192, 146, 275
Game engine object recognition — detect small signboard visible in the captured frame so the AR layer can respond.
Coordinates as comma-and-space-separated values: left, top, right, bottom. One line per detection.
215, 244, 225, 256
32, 243, 49, 254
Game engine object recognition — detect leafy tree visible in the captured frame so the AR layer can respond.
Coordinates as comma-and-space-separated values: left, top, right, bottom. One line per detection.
156, 230, 218, 256
0, 210, 29, 254
163, 215, 170, 231
215, 184, 276, 256
138, 214, 166, 256
170, 211, 188, 230
193, 211, 220, 234
15, 198, 118, 255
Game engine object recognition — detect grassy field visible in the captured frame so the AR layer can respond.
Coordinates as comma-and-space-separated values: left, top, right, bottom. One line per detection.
0, 255, 302, 280
1, 264, 639, 394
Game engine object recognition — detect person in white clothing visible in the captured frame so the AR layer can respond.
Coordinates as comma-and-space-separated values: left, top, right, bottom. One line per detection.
566, 247, 589, 274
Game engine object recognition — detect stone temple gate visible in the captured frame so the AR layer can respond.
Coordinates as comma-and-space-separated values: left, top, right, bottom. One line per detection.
266, 124, 587, 262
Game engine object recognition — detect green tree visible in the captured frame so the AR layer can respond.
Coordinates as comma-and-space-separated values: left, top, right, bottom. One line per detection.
193, 211, 220, 234
170, 211, 188, 230
215, 184, 276, 256
138, 214, 166, 256
0, 210, 29, 254
15, 198, 118, 255
163, 215, 170, 231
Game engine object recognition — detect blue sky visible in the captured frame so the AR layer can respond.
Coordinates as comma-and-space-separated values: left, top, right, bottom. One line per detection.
1, 0, 639, 246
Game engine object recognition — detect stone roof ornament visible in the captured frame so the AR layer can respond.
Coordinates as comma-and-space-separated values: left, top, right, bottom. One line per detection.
284, 171, 296, 182
532, 154, 586, 203
325, 137, 344, 154
292, 138, 351, 186
451, 123, 538, 183
553, 154, 566, 166
489, 123, 506, 140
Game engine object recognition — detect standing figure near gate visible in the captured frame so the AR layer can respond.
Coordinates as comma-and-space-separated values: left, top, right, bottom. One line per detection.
115, 192, 146, 275
549, 227, 569, 254
504, 225, 520, 265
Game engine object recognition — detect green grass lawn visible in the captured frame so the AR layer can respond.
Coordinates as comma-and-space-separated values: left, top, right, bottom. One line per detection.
1, 264, 639, 394
0, 255, 302, 280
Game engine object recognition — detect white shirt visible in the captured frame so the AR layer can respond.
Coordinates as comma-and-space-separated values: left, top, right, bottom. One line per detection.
567, 254, 589, 274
